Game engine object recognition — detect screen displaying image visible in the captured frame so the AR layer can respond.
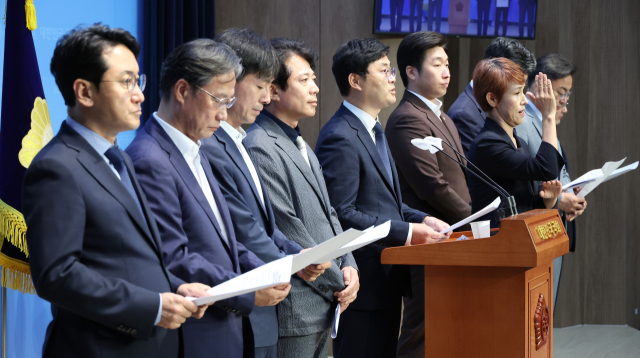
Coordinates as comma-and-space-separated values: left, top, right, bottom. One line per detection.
374, 0, 537, 39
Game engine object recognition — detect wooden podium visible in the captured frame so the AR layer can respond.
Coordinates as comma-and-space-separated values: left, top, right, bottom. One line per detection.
381, 209, 569, 358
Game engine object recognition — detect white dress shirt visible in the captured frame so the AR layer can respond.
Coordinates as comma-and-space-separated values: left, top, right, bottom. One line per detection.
342, 100, 414, 245
154, 113, 229, 244
220, 121, 265, 209
407, 90, 443, 120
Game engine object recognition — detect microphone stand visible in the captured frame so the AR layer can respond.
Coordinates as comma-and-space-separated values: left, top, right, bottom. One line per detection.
429, 143, 518, 221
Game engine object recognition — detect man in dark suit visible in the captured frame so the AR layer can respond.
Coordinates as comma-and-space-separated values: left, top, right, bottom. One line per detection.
201, 28, 331, 358
126, 39, 290, 358
316, 38, 449, 358
244, 38, 359, 358
448, 37, 536, 156
23, 24, 211, 358
386, 31, 471, 358
515, 54, 585, 308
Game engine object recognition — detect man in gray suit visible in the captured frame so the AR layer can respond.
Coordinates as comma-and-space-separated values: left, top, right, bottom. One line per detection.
516, 54, 586, 308
244, 38, 359, 358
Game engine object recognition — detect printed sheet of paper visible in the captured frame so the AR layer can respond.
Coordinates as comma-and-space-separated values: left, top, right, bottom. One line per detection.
188, 255, 293, 306
312, 221, 392, 265
563, 160, 637, 192
290, 228, 366, 273
440, 197, 501, 234
577, 158, 626, 198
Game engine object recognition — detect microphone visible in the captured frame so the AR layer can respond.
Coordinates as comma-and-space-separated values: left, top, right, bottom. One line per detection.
411, 136, 518, 221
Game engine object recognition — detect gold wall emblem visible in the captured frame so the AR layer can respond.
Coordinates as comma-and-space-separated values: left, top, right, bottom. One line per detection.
535, 220, 562, 241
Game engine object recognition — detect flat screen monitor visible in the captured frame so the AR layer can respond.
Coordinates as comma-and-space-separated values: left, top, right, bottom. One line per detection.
374, 0, 537, 39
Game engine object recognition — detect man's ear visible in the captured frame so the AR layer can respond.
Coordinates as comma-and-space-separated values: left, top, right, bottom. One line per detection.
486, 92, 499, 108
73, 79, 95, 108
406, 66, 419, 82
174, 79, 190, 105
348, 73, 363, 92
269, 83, 281, 102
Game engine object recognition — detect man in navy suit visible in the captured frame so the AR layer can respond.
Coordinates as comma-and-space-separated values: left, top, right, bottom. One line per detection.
126, 39, 290, 358
316, 38, 449, 358
448, 37, 536, 156
201, 28, 331, 358
23, 24, 211, 358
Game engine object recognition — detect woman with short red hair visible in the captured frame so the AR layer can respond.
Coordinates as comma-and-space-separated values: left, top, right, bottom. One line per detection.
467, 57, 564, 227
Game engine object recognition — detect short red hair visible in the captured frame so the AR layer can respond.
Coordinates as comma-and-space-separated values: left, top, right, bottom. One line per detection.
472, 57, 526, 112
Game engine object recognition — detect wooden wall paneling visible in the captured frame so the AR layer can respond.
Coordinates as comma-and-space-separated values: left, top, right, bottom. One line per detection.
215, 0, 322, 148
622, 0, 640, 329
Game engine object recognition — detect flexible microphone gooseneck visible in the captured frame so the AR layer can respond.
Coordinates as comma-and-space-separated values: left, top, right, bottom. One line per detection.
421, 137, 518, 221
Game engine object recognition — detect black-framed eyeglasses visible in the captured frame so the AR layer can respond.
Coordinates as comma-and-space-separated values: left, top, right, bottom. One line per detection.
101, 72, 146, 93
196, 85, 237, 109
373, 67, 396, 81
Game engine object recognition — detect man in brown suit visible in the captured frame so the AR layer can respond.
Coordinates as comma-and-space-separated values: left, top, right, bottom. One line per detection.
385, 31, 472, 358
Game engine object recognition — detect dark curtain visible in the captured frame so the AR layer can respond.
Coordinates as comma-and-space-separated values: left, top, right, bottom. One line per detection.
141, 0, 216, 122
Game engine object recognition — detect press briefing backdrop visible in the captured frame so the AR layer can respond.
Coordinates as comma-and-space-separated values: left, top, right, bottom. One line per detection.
0, 1, 138, 356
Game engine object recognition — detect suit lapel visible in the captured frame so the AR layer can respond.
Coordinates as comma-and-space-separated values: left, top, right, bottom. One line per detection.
147, 118, 232, 253
215, 130, 267, 217
60, 124, 156, 250
341, 106, 396, 195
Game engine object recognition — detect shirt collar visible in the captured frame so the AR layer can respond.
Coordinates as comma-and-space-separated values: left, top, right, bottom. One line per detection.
407, 90, 443, 117
261, 110, 301, 143
154, 112, 201, 161
65, 116, 118, 155
470, 80, 473, 89
526, 102, 543, 124
342, 100, 378, 132
220, 121, 245, 146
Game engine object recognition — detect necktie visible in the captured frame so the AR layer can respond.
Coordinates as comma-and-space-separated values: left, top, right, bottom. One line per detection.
295, 136, 310, 167
104, 146, 146, 220
373, 122, 394, 186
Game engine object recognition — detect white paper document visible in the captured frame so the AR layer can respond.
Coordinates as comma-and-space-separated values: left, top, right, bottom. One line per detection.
576, 158, 627, 198
312, 221, 392, 264
562, 161, 638, 192
331, 303, 341, 339
290, 228, 366, 273
188, 255, 293, 306
440, 197, 501, 234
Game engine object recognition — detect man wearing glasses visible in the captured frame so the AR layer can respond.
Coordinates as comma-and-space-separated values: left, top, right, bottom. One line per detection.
315, 38, 449, 358
23, 25, 212, 358
516, 53, 586, 309
384, 31, 470, 358
126, 39, 290, 358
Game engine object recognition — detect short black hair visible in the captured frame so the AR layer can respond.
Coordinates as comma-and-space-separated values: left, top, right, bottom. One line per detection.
484, 37, 536, 74
50, 23, 140, 106
270, 38, 318, 92
158, 39, 242, 99
332, 38, 390, 96
527, 53, 577, 89
215, 28, 279, 82
397, 31, 448, 87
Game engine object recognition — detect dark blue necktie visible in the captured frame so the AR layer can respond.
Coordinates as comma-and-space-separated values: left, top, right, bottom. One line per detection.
104, 146, 146, 220
373, 122, 394, 187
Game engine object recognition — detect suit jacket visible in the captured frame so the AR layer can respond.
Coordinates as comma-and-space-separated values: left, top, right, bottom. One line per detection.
126, 117, 264, 358
244, 113, 357, 337
202, 128, 304, 347
386, 91, 472, 224
448, 82, 487, 157
315, 104, 428, 311
468, 118, 565, 228
23, 122, 184, 358
516, 103, 576, 251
